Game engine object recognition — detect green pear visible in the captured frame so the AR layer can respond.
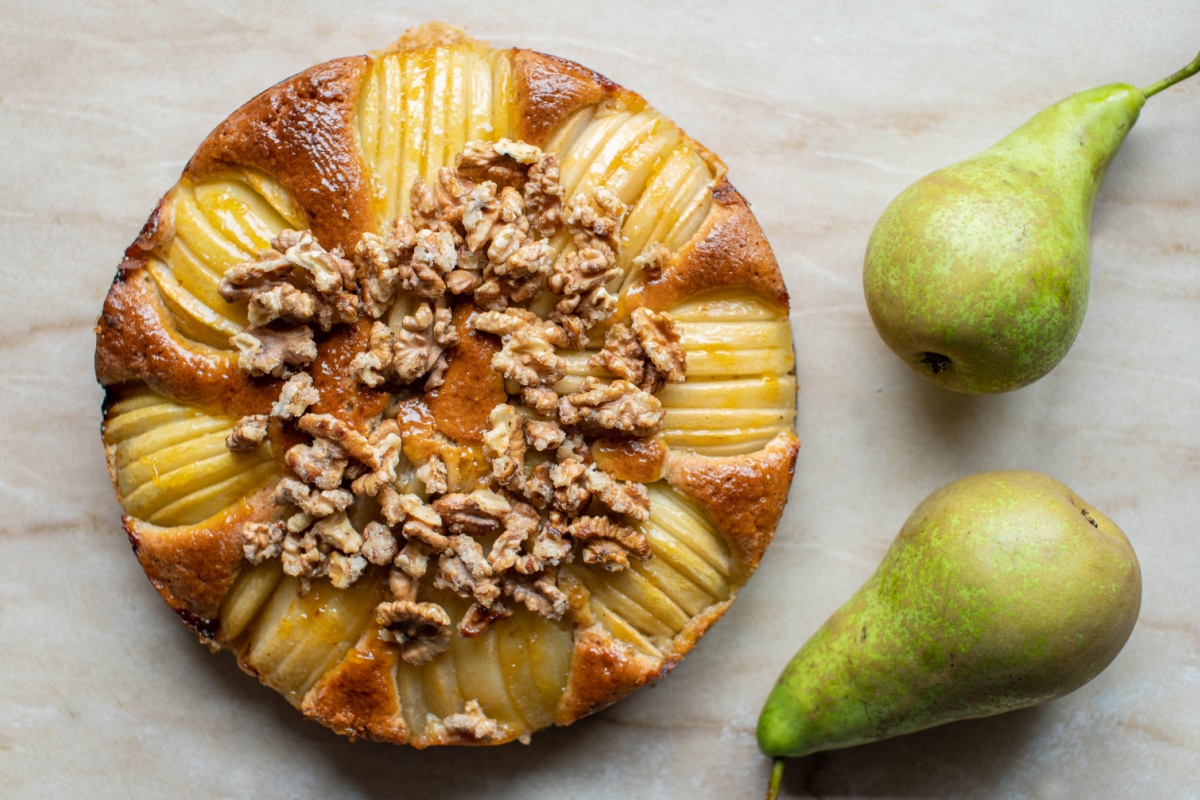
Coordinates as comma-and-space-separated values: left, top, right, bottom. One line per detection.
757, 471, 1140, 780
863, 53, 1200, 393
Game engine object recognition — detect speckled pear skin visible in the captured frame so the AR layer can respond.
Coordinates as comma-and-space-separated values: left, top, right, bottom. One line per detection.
863, 85, 1146, 393
757, 471, 1141, 759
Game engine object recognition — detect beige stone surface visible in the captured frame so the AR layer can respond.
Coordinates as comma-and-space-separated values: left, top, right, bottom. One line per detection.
2, 1, 1198, 796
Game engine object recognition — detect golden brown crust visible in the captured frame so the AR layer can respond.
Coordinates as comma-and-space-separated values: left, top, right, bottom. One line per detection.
665, 431, 799, 569
425, 306, 506, 444
98, 22, 798, 747
301, 628, 408, 743
124, 485, 278, 634
555, 623, 662, 724
628, 179, 790, 313
185, 56, 374, 252
513, 50, 633, 148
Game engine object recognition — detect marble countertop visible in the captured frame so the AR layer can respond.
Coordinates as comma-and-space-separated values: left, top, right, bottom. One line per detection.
3, 1, 1198, 796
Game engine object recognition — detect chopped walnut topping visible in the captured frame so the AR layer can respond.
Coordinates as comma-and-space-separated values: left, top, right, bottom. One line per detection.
376, 600, 452, 665
311, 511, 363, 555
529, 512, 573, 570
392, 299, 457, 384
353, 234, 399, 319
524, 153, 563, 239
280, 529, 327, 593
553, 285, 619, 349
461, 181, 501, 252
548, 242, 620, 297
489, 235, 555, 284
471, 307, 541, 337
590, 309, 687, 393
521, 385, 560, 417
473, 272, 542, 311
218, 250, 293, 303
489, 500, 539, 574
484, 221, 526, 268
505, 569, 569, 619
432, 699, 503, 742
492, 326, 567, 387
246, 283, 317, 327
350, 421, 404, 498
284, 230, 357, 296
284, 437, 347, 491
226, 414, 268, 451
328, 550, 368, 590
216, 137, 678, 655
407, 228, 457, 298
261, 231, 359, 331
348, 321, 394, 388
521, 462, 554, 510
557, 431, 591, 463
273, 477, 352, 519
241, 521, 285, 564
585, 468, 650, 522
297, 413, 376, 468
591, 322, 655, 390
231, 326, 317, 378
633, 241, 671, 278
271, 372, 320, 420
393, 544, 430, 587
494, 139, 542, 165
482, 404, 526, 492
434, 535, 501, 607
355, 218, 419, 318
434, 167, 474, 225
361, 520, 399, 566
558, 377, 665, 437
549, 455, 592, 515
631, 307, 686, 385
570, 515, 651, 572
388, 570, 418, 606
445, 268, 483, 296
416, 453, 449, 496
524, 418, 566, 452
433, 490, 511, 536
379, 488, 449, 551
457, 138, 540, 187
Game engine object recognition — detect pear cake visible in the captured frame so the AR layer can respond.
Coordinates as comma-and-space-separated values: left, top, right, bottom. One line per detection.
95, 22, 798, 746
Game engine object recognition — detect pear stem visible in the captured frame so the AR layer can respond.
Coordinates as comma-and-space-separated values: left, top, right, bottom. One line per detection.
1141, 50, 1200, 98
765, 758, 785, 800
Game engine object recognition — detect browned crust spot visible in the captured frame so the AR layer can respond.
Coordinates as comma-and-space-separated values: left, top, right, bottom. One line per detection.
124, 485, 279, 632
556, 623, 661, 724
425, 306, 506, 444
513, 49, 634, 148
307, 317, 393, 421
591, 435, 668, 483
630, 178, 789, 313
185, 56, 373, 252
665, 431, 799, 569
301, 628, 409, 743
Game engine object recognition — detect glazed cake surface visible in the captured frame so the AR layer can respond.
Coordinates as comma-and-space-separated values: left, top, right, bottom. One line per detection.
95, 22, 798, 746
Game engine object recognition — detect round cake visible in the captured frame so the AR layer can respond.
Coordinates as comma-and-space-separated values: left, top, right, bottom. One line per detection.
95, 22, 798, 746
